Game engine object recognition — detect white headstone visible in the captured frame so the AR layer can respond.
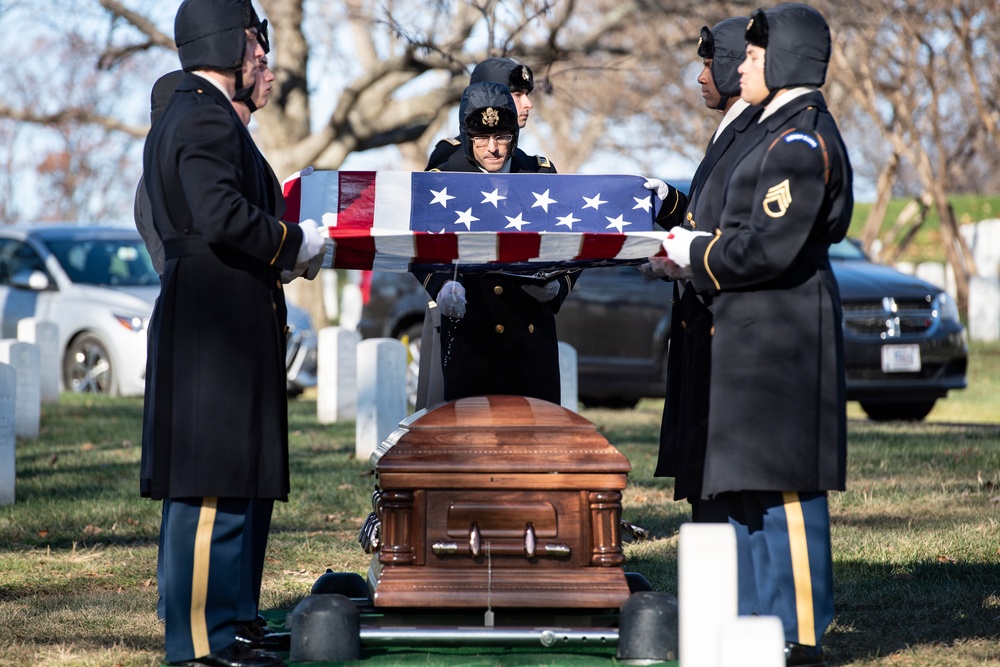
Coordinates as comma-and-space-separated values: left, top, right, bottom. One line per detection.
322, 268, 340, 321
0, 341, 40, 440
679, 522, 738, 667
0, 364, 15, 505
355, 338, 407, 460
894, 261, 915, 275
340, 271, 364, 331
17, 318, 60, 403
558, 342, 578, 413
718, 616, 785, 667
915, 262, 946, 290
317, 326, 360, 423
968, 276, 1000, 342
960, 218, 1000, 277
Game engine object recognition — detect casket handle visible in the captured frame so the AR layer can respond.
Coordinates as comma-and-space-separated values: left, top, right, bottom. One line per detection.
524, 522, 537, 558
469, 522, 482, 558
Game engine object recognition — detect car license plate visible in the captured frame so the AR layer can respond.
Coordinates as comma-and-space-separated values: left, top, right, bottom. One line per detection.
881, 344, 921, 373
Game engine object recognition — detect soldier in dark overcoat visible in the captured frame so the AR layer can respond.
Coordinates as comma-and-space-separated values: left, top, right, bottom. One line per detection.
140, 1, 324, 665
661, 5, 853, 665
652, 17, 760, 517
426, 57, 536, 169
414, 82, 574, 404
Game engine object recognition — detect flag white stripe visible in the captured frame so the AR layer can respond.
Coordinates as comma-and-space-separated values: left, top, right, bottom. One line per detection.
456, 232, 499, 262
299, 170, 338, 227
537, 232, 585, 262
373, 172, 413, 231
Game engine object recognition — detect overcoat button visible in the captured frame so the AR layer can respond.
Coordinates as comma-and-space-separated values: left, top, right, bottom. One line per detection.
495, 324, 504, 334
528, 324, 534, 333
494, 285, 503, 295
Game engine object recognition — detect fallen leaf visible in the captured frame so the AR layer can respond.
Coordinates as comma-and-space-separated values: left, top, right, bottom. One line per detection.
37, 529, 48, 538
81, 442, 95, 451
936, 554, 957, 564
83, 524, 103, 536
337, 483, 353, 490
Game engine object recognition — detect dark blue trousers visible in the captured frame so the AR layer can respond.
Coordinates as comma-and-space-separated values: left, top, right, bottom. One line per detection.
160, 497, 273, 663
700, 491, 834, 647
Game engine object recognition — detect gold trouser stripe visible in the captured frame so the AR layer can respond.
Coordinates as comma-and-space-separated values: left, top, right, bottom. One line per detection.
190, 498, 218, 658
782, 491, 816, 646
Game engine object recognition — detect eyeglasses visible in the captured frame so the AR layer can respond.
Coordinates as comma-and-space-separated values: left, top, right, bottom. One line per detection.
470, 134, 514, 147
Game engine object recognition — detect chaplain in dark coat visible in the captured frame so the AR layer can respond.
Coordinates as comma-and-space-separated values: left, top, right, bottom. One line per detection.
661, 5, 852, 663
414, 81, 576, 405
140, 1, 324, 665
426, 57, 536, 170
653, 17, 760, 514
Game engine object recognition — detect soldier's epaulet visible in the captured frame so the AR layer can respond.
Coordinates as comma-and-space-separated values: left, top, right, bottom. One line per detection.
442, 137, 461, 146
536, 155, 552, 168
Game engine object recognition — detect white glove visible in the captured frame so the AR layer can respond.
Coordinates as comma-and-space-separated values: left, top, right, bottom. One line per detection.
521, 280, 560, 302
661, 227, 712, 270
643, 178, 673, 201
638, 256, 695, 280
295, 218, 325, 267
280, 268, 302, 284
436, 280, 467, 318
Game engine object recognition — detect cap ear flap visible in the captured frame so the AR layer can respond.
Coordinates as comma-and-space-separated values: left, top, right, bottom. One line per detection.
745, 8, 769, 48
257, 18, 269, 54
697, 26, 714, 59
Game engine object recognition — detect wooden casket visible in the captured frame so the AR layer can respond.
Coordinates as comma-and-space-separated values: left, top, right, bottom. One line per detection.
366, 395, 632, 609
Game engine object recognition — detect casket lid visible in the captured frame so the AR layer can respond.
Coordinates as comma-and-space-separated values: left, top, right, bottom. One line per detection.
370, 396, 631, 474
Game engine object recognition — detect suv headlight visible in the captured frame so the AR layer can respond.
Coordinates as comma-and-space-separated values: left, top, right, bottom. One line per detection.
933, 291, 960, 323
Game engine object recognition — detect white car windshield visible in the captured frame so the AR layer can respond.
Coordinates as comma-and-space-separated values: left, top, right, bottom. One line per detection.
44, 238, 159, 286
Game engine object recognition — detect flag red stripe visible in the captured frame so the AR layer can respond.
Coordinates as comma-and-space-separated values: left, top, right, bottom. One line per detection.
281, 176, 301, 223
337, 171, 378, 229
497, 232, 541, 263
414, 232, 459, 264
576, 233, 627, 260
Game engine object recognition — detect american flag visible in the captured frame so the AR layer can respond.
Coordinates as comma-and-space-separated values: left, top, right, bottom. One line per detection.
281, 170, 669, 272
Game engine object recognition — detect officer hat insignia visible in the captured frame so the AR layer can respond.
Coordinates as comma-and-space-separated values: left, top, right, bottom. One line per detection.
747, 17, 754, 32
762, 179, 792, 218
520, 66, 529, 81
482, 107, 500, 127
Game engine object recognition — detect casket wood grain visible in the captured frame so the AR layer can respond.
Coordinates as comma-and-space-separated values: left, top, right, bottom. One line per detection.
367, 395, 632, 609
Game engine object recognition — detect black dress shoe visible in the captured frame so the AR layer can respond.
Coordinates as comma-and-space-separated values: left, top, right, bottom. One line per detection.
785, 641, 825, 667
235, 620, 291, 651
170, 641, 284, 667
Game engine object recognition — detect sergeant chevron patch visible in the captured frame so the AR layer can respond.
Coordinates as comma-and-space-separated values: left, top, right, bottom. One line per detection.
762, 179, 792, 218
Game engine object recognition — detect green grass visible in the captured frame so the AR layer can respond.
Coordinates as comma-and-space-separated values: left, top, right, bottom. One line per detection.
850, 194, 1000, 264
1, 343, 999, 665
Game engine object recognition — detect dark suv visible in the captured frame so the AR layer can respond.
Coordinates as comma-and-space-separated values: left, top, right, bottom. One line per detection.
357, 239, 967, 420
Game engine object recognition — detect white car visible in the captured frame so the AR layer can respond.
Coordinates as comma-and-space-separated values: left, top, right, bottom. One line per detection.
0, 224, 317, 397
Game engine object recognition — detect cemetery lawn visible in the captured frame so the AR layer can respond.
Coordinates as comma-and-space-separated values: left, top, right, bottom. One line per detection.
0, 342, 997, 666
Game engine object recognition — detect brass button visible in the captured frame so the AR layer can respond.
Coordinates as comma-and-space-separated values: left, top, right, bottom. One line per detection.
710, 325, 715, 336
494, 285, 503, 295
528, 324, 534, 333
687, 212, 694, 221
495, 324, 504, 334
690, 220, 697, 229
